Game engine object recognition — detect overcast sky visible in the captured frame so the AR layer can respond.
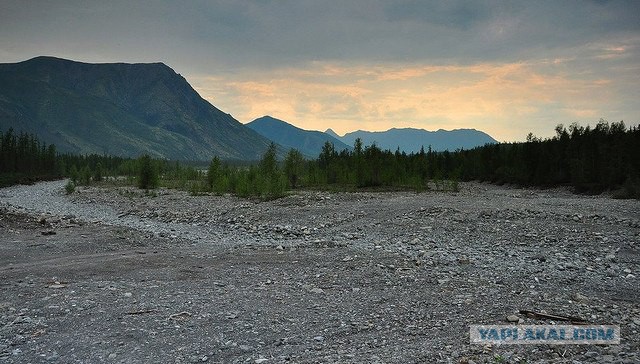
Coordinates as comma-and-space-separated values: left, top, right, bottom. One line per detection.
1, 0, 639, 141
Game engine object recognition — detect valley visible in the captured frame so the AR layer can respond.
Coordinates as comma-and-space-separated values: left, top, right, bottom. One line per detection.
1, 181, 638, 363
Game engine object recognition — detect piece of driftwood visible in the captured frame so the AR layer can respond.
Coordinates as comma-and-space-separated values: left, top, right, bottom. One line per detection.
519, 309, 588, 324
125, 309, 156, 315
168, 311, 192, 320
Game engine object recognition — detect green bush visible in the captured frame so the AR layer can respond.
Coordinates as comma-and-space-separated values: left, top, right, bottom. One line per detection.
79, 165, 91, 186
64, 180, 76, 194
613, 175, 640, 199
264, 173, 287, 200
93, 162, 103, 182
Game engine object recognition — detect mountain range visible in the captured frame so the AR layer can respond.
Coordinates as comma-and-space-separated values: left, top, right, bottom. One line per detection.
246, 116, 350, 158
329, 127, 497, 152
0, 56, 273, 160
1, 56, 497, 161
247, 118, 497, 157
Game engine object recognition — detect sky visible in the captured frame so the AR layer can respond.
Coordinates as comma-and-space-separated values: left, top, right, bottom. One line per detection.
1, 0, 639, 142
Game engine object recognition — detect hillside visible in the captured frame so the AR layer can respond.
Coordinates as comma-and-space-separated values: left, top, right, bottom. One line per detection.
247, 116, 350, 158
0, 56, 274, 160
332, 127, 497, 152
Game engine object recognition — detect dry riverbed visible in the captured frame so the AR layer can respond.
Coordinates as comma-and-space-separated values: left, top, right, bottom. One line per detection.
1, 180, 639, 363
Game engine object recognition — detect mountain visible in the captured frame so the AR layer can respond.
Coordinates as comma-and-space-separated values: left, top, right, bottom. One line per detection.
330, 127, 497, 152
324, 128, 341, 139
0, 56, 274, 160
246, 116, 351, 158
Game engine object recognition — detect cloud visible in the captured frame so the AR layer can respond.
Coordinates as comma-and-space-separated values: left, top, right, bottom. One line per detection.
2, 0, 639, 69
191, 54, 637, 142
1, 1, 638, 140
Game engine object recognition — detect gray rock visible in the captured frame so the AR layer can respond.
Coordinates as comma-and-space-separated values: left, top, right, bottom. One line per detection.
506, 315, 520, 323
572, 292, 589, 303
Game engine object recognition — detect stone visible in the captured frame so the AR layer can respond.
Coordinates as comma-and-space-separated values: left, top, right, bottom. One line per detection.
506, 315, 520, 323
572, 292, 589, 303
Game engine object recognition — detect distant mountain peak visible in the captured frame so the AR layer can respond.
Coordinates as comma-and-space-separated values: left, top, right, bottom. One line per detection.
333, 127, 497, 153
248, 117, 350, 158
325, 128, 341, 138
253, 115, 298, 128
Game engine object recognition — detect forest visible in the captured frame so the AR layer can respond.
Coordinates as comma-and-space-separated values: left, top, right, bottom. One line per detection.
0, 129, 58, 187
1, 120, 639, 199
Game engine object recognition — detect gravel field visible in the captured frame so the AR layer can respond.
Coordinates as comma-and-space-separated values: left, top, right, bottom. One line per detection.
1, 180, 639, 363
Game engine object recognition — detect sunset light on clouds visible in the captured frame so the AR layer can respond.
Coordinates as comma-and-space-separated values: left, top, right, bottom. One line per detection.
2, 0, 639, 142
193, 50, 636, 141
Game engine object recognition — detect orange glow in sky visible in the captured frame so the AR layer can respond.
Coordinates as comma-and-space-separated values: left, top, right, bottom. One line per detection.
192, 52, 631, 142
4, 1, 636, 142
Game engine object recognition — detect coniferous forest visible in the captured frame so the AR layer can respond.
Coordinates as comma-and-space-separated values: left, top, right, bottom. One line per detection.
1, 120, 639, 199
0, 129, 58, 186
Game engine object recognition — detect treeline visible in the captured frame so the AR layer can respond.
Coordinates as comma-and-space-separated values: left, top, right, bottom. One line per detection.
202, 144, 288, 198
0, 129, 59, 186
456, 120, 640, 196
183, 142, 458, 199
204, 120, 640, 198
303, 140, 458, 191
2, 120, 639, 199
0, 128, 146, 188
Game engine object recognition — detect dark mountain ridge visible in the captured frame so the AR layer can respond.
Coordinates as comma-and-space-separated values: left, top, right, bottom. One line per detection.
0, 56, 274, 160
247, 116, 351, 157
332, 127, 497, 152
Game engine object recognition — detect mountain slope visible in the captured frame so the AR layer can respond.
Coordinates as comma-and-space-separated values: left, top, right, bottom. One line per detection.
247, 116, 351, 158
324, 128, 341, 139
333, 127, 497, 152
0, 56, 274, 160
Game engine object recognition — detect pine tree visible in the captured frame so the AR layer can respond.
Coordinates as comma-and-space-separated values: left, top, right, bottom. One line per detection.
137, 154, 159, 190
284, 149, 305, 188
206, 156, 221, 191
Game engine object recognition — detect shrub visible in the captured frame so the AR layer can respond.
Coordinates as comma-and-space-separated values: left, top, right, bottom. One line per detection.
93, 162, 103, 182
79, 165, 92, 186
64, 180, 75, 194
69, 165, 79, 184
612, 175, 640, 199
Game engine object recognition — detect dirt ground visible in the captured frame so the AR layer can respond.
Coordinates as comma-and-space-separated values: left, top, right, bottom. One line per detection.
1, 181, 639, 363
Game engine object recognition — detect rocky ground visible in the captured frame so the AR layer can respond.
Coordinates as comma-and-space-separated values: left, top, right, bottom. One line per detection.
0, 180, 639, 363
